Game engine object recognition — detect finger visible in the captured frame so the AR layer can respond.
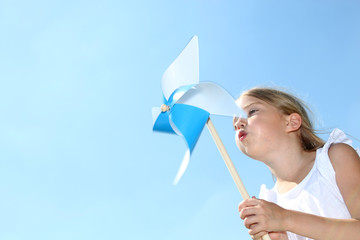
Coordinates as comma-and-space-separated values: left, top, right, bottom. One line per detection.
238, 198, 261, 212
244, 216, 259, 229
240, 206, 257, 220
250, 231, 268, 240
269, 231, 289, 240
248, 220, 268, 236
268, 232, 281, 240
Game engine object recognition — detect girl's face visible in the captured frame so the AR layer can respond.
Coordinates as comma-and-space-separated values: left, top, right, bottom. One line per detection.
234, 95, 288, 161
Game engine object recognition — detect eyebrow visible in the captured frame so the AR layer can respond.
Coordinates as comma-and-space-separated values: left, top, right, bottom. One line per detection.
242, 101, 262, 110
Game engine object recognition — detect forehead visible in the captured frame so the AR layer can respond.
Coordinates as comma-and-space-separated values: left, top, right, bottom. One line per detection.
236, 96, 265, 109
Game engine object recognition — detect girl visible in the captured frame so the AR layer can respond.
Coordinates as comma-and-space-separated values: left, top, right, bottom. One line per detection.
233, 87, 360, 240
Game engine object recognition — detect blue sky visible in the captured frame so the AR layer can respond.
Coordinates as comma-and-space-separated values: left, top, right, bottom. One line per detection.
1, 1, 360, 239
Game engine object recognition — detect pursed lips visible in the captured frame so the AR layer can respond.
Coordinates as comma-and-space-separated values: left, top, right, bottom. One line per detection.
238, 130, 247, 142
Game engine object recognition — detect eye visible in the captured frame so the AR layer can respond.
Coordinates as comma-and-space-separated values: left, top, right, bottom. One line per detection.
248, 109, 258, 117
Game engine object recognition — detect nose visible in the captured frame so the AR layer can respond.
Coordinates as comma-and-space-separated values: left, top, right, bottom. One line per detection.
233, 116, 247, 130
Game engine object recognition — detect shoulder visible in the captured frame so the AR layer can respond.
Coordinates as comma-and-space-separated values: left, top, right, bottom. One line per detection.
328, 143, 360, 178
328, 143, 360, 169
328, 143, 360, 218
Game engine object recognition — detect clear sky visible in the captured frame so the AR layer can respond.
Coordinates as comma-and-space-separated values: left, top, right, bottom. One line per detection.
1, 1, 360, 239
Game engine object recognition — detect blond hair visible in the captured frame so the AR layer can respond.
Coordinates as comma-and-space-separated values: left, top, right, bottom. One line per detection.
240, 87, 324, 151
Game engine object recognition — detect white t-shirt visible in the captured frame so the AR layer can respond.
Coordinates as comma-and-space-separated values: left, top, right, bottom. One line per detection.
259, 129, 359, 240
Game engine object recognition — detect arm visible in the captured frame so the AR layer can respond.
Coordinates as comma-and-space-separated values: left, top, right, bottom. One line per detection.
329, 143, 360, 220
287, 143, 360, 239
239, 143, 360, 240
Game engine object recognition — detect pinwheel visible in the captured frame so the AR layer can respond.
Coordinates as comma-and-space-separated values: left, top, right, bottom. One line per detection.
152, 36, 271, 240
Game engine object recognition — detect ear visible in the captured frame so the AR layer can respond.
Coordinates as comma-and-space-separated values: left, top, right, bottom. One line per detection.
285, 113, 302, 132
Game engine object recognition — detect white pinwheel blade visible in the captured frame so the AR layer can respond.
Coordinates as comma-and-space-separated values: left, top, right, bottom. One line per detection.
161, 36, 199, 100
176, 82, 243, 117
173, 149, 190, 185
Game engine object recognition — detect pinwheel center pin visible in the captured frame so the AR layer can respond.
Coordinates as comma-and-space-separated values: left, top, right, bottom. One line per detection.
161, 104, 170, 112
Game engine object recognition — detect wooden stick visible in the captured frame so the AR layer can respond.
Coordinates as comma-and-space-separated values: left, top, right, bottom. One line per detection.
206, 117, 272, 240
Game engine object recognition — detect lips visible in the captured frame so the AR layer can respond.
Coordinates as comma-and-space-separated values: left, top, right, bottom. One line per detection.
238, 130, 247, 142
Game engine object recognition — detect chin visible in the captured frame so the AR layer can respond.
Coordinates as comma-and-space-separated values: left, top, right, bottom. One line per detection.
239, 146, 251, 157
240, 146, 260, 160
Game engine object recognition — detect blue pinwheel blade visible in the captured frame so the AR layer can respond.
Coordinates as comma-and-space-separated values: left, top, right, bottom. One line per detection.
170, 104, 209, 151
152, 109, 176, 134
169, 103, 210, 184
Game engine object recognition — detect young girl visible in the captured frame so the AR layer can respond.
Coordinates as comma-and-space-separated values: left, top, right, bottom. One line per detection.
233, 87, 360, 240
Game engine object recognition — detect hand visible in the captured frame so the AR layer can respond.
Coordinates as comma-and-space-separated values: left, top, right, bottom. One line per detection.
238, 197, 289, 240
249, 231, 289, 240
268, 231, 289, 240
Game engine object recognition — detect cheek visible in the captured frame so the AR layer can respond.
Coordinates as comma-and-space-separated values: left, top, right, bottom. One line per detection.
250, 119, 275, 140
